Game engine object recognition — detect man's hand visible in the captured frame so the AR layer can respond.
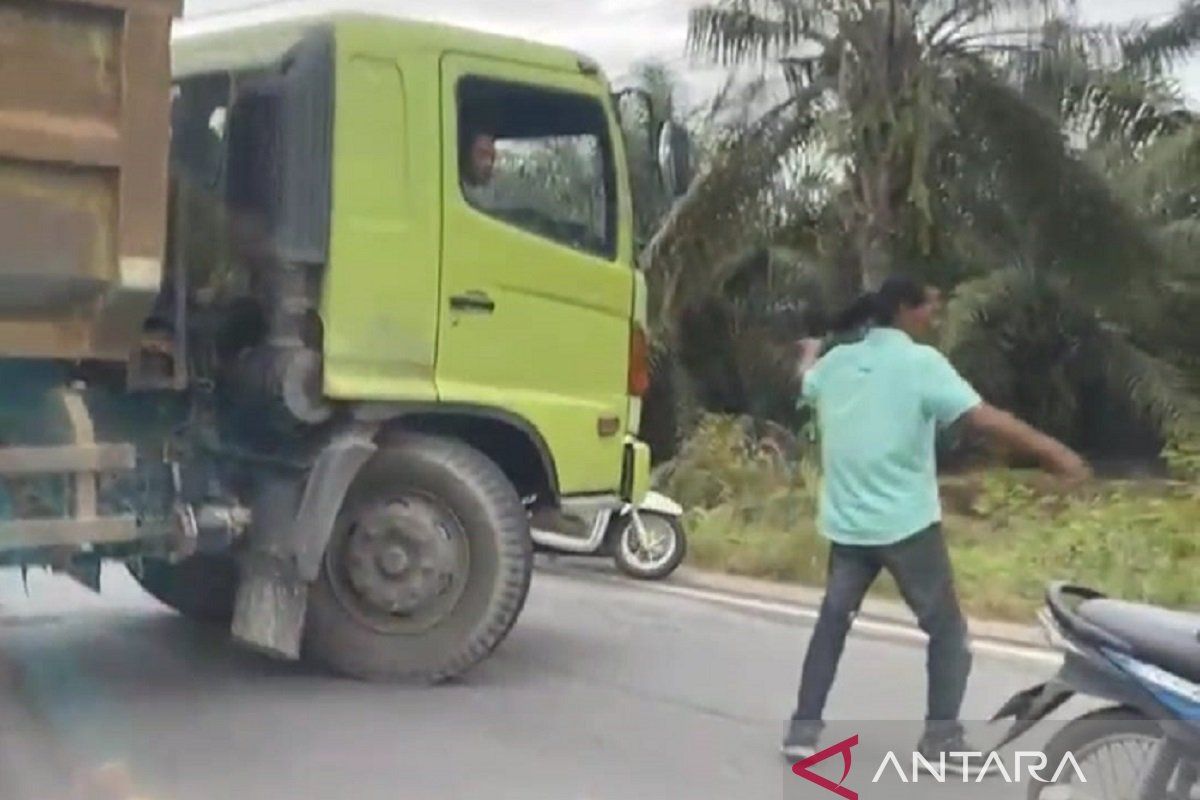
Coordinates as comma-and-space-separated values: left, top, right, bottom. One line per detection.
793, 338, 824, 386
1047, 445, 1093, 485
798, 338, 823, 361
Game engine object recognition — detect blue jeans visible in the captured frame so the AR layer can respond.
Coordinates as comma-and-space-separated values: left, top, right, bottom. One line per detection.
792, 524, 972, 736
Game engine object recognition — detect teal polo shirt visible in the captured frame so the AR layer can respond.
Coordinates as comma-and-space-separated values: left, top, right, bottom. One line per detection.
802, 328, 982, 546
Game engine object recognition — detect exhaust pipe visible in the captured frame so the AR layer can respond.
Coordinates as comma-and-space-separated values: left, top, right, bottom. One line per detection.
530, 499, 615, 553
531, 523, 608, 554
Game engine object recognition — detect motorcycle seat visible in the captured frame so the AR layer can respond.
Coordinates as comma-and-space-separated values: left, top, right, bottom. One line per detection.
1077, 598, 1200, 685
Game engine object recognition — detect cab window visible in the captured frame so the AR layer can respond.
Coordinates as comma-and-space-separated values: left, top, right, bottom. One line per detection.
457, 76, 616, 260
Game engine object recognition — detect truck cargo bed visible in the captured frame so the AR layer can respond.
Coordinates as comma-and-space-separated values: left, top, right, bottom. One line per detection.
0, 0, 179, 360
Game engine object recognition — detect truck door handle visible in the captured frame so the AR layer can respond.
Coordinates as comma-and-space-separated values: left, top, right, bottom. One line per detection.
449, 291, 495, 313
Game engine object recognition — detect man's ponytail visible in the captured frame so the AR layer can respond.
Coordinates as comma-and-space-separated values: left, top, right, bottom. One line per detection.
828, 276, 928, 334
830, 291, 881, 334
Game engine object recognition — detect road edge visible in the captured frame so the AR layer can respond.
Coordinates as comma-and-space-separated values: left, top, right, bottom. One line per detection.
671, 566, 1047, 645
538, 558, 1059, 666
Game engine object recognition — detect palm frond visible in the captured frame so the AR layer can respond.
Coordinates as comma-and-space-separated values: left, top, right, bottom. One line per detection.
973, 19, 1135, 121
920, 0, 1062, 44
943, 268, 1200, 440
689, 0, 834, 65
1124, 1, 1200, 74
1094, 325, 1200, 437
1106, 124, 1200, 216
642, 81, 831, 333
693, 72, 774, 133
943, 13, 1184, 158
942, 269, 1083, 439
939, 267, 1029, 407
967, 18, 1190, 153
1155, 219, 1200, 273
1065, 75, 1189, 147
782, 55, 828, 93
953, 65, 1162, 295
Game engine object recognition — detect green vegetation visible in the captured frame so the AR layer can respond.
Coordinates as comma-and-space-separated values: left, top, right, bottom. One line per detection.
668, 416, 1200, 621
620, 0, 1200, 467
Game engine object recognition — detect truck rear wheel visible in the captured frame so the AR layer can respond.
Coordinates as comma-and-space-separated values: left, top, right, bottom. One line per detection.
303, 435, 533, 682
130, 554, 239, 624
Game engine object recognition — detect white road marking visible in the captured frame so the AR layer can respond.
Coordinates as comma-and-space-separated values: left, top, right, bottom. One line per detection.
597, 574, 1064, 666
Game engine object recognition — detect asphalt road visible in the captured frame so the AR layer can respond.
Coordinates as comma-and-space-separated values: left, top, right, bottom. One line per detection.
0, 560, 1077, 800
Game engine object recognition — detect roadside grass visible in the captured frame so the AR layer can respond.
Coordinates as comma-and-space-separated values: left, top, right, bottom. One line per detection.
685, 479, 1200, 622
668, 416, 1200, 623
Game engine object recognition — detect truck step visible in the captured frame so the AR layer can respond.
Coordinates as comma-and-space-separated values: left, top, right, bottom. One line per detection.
0, 444, 135, 476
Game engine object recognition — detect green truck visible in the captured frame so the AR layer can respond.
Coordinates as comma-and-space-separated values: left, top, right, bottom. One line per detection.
0, 1, 685, 681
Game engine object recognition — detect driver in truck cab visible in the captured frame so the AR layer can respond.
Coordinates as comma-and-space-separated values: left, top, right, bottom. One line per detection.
461, 130, 500, 209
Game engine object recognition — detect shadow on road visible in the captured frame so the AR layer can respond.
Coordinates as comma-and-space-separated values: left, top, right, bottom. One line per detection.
0, 585, 599, 692
0, 596, 596, 800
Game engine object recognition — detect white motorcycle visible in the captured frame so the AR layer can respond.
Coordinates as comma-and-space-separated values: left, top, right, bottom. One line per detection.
531, 492, 688, 581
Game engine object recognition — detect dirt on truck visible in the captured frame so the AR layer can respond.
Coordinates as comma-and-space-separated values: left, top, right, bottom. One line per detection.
0, 0, 680, 681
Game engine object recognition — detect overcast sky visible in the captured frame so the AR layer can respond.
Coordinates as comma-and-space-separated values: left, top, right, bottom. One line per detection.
182, 0, 1200, 102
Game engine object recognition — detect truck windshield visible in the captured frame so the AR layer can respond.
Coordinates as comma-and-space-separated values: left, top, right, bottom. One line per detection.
458, 77, 616, 259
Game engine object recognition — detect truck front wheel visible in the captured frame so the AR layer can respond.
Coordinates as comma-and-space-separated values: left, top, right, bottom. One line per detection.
303, 435, 533, 682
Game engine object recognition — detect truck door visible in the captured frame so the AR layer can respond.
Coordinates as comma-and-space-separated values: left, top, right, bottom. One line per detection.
436, 57, 634, 495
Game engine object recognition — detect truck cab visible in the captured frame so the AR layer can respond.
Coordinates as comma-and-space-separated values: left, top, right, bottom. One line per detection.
171, 13, 651, 514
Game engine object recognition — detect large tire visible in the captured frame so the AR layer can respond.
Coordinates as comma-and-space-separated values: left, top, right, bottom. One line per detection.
1029, 706, 1162, 800
130, 554, 239, 624
303, 435, 533, 683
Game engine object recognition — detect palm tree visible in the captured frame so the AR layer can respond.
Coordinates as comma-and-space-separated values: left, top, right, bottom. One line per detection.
678, 0, 1176, 293
1086, 3, 1200, 402
636, 0, 1200, 455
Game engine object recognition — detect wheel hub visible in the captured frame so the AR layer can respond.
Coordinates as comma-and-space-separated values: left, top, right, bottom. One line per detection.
637, 528, 671, 559
344, 499, 465, 616
377, 545, 410, 577
624, 514, 677, 568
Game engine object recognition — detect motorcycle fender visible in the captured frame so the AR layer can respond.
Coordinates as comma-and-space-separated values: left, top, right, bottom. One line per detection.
637, 491, 683, 517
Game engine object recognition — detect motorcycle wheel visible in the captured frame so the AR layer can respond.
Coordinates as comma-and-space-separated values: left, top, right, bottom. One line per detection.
610, 511, 686, 581
1030, 706, 1165, 800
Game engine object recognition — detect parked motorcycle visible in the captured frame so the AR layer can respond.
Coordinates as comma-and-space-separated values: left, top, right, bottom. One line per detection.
993, 582, 1200, 800
531, 492, 687, 580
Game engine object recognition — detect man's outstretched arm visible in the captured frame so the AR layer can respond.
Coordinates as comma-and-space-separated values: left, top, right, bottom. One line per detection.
964, 404, 1092, 483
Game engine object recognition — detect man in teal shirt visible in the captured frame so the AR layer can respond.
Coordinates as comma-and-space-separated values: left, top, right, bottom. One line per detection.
783, 277, 1089, 767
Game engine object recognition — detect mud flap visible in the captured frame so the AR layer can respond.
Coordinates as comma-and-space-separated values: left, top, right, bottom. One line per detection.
231, 554, 308, 660
231, 428, 377, 659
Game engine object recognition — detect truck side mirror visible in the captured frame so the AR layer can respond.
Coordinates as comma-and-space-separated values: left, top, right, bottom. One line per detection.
656, 122, 693, 199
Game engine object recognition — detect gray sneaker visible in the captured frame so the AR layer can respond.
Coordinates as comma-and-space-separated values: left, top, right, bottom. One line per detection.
916, 730, 987, 779
781, 720, 822, 761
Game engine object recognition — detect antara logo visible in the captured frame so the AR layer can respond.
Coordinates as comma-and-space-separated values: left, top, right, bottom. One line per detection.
791, 735, 1088, 797
792, 736, 860, 800
871, 750, 1088, 784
